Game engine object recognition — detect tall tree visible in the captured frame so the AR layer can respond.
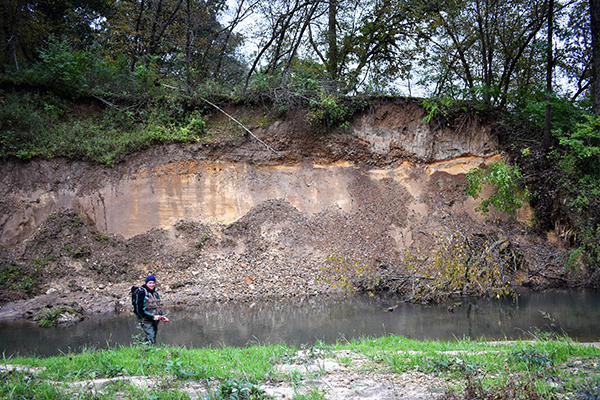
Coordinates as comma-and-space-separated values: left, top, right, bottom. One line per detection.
0, 0, 109, 69
419, 0, 549, 109
326, 0, 339, 89
99, 0, 245, 86
591, 0, 600, 114
244, 0, 417, 94
591, 0, 600, 167
551, 0, 591, 103
544, 0, 554, 150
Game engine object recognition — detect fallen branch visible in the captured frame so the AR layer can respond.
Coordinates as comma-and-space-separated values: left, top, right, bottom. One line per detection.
162, 84, 281, 156
384, 275, 435, 281
91, 94, 125, 112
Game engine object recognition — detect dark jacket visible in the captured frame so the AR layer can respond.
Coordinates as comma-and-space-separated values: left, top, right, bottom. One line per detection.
134, 284, 163, 321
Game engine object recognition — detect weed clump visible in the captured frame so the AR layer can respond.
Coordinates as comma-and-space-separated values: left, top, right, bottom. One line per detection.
33, 306, 83, 327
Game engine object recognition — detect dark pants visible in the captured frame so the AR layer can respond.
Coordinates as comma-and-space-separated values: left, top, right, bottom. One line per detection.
138, 319, 159, 344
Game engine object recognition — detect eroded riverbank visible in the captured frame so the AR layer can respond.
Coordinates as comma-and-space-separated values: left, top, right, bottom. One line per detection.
2, 102, 594, 329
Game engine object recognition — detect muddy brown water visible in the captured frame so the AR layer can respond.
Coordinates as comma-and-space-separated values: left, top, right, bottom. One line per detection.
1, 289, 599, 357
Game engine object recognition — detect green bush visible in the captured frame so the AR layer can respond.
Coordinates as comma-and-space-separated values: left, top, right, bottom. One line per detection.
218, 378, 264, 400
421, 96, 455, 123
519, 92, 586, 134
306, 92, 369, 131
554, 114, 600, 181
551, 114, 600, 270
0, 260, 39, 294
37, 37, 90, 95
464, 161, 530, 218
0, 92, 65, 159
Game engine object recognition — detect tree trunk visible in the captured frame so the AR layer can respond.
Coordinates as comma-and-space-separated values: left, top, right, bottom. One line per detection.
543, 0, 554, 151
327, 0, 338, 92
6, 0, 25, 71
132, 0, 147, 71
591, 0, 600, 170
185, 0, 192, 90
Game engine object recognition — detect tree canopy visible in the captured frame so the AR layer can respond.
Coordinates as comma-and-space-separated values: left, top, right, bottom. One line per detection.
0, 0, 594, 106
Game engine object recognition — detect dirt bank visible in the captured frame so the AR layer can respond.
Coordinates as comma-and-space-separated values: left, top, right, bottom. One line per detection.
0, 99, 583, 324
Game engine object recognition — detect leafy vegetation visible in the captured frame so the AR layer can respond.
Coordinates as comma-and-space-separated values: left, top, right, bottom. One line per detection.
514, 93, 600, 271
305, 92, 370, 131
33, 306, 83, 327
322, 229, 525, 304
463, 161, 530, 218
0, 336, 597, 399
0, 258, 42, 295
421, 96, 456, 124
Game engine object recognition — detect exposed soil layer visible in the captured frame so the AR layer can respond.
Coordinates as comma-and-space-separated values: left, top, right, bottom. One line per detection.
0, 99, 590, 324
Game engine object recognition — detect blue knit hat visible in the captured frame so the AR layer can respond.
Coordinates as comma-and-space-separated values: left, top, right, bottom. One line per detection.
145, 274, 156, 283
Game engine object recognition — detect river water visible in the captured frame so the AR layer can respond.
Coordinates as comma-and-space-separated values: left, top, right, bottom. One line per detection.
1, 289, 599, 357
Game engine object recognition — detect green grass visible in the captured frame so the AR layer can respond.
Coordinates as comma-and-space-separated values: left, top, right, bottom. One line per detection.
1, 336, 598, 399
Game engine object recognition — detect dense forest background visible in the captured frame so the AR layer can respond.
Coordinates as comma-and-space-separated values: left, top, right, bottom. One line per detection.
0, 0, 599, 275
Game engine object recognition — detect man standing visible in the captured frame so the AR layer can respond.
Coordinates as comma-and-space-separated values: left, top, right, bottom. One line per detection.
133, 274, 169, 345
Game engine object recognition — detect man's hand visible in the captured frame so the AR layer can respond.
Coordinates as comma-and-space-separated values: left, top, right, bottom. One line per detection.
153, 315, 162, 321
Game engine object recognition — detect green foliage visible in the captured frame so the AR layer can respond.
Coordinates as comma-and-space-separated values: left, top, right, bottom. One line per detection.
432, 356, 480, 374
577, 381, 600, 400
71, 246, 90, 259
549, 113, 600, 270
2, 337, 599, 400
163, 360, 195, 380
37, 37, 90, 94
519, 92, 586, 134
510, 347, 553, 369
0, 263, 23, 288
421, 96, 456, 123
354, 335, 598, 399
217, 378, 264, 400
96, 233, 110, 242
0, 87, 207, 165
33, 306, 82, 327
554, 114, 600, 181
0, 370, 69, 400
305, 92, 369, 132
0, 91, 65, 159
464, 161, 530, 217
244, 59, 328, 114
293, 388, 328, 400
0, 259, 40, 294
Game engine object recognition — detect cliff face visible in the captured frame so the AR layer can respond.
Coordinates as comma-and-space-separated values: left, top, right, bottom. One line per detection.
1, 98, 503, 247
0, 98, 558, 312
352, 100, 498, 160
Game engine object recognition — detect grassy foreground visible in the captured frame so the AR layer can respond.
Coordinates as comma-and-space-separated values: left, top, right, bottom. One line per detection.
1, 335, 599, 400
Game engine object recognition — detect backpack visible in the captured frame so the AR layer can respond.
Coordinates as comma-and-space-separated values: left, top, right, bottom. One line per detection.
130, 286, 147, 316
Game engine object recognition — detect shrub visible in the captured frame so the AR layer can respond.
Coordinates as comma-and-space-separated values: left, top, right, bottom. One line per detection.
305, 92, 369, 132
403, 231, 522, 302
551, 114, 600, 270
464, 161, 530, 218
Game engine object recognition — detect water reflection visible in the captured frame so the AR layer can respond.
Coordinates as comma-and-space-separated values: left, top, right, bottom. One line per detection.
1, 289, 599, 357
